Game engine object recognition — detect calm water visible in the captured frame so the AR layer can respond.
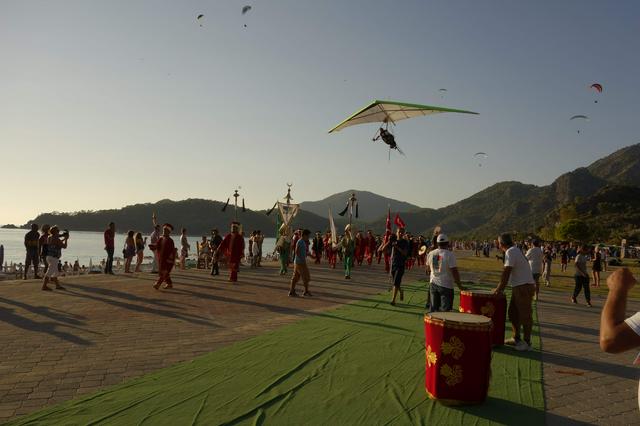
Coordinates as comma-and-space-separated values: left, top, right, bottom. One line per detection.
0, 229, 275, 266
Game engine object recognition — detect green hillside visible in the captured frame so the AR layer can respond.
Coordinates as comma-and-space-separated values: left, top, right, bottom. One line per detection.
20, 144, 640, 241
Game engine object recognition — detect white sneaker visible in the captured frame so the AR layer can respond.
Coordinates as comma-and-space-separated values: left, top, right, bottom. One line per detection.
515, 341, 532, 352
504, 337, 518, 346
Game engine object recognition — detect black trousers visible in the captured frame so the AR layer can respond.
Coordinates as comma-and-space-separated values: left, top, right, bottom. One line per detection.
573, 275, 590, 302
211, 261, 219, 275
105, 247, 114, 273
25, 249, 39, 277
391, 267, 405, 288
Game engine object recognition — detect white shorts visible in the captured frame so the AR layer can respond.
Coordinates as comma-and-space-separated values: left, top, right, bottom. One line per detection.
45, 256, 59, 278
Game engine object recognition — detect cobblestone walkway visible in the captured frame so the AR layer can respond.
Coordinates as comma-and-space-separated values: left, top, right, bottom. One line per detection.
539, 288, 640, 425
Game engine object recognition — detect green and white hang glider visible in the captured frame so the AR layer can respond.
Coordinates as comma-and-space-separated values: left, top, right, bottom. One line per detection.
328, 100, 478, 133
328, 99, 478, 158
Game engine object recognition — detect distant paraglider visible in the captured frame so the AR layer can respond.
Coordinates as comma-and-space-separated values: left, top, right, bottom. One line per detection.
438, 88, 447, 99
570, 115, 590, 134
590, 83, 603, 103
241, 5, 252, 27
196, 14, 204, 27
474, 152, 488, 167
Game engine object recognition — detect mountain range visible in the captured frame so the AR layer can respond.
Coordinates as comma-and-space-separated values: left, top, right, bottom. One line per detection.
8, 144, 640, 241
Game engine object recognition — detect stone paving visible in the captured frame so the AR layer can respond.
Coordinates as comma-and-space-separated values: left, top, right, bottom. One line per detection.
0, 262, 413, 423
1, 260, 640, 424
539, 287, 640, 425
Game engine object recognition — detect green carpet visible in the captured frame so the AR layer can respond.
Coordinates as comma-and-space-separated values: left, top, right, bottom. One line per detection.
10, 283, 544, 426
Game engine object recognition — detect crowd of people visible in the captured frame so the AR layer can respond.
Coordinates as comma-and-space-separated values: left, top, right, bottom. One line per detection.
8, 217, 640, 366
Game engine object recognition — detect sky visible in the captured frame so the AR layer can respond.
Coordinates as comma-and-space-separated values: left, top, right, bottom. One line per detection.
1, 0, 639, 225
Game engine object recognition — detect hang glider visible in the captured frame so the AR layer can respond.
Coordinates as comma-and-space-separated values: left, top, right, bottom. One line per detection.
328, 100, 478, 133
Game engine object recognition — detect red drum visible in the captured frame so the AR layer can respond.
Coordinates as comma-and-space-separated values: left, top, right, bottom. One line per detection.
424, 312, 492, 404
459, 290, 507, 346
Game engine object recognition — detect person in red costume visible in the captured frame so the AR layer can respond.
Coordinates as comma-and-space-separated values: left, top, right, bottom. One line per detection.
216, 222, 245, 283
324, 232, 337, 269
153, 224, 177, 290
379, 230, 392, 273
354, 231, 364, 266
365, 230, 377, 266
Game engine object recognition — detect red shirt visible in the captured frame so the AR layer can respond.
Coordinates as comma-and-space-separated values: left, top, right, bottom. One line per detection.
104, 229, 115, 249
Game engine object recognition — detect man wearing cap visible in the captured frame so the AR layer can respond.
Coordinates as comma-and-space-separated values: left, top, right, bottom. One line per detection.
426, 234, 464, 312
153, 224, 177, 290
493, 233, 536, 351
216, 222, 245, 283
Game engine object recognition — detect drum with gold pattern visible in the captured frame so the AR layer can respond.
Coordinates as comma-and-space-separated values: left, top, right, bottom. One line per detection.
424, 312, 492, 404
459, 290, 507, 346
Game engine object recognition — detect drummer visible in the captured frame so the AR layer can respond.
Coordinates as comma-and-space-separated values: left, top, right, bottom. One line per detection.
493, 233, 536, 352
426, 234, 465, 312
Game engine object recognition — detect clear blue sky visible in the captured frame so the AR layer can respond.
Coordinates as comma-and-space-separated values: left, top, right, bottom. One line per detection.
1, 0, 639, 225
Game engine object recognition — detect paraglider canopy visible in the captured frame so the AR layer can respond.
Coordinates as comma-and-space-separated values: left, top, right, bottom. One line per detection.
474, 152, 488, 167
242, 5, 252, 14
570, 115, 590, 134
570, 115, 589, 121
328, 100, 478, 133
590, 83, 603, 93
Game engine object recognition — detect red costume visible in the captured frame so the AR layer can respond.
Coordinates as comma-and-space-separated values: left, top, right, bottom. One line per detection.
218, 231, 245, 282
324, 235, 337, 269
354, 235, 364, 266
365, 234, 377, 265
155, 235, 176, 288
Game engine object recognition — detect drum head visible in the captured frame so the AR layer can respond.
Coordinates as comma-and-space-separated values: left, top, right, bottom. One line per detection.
419, 246, 427, 256
427, 311, 491, 324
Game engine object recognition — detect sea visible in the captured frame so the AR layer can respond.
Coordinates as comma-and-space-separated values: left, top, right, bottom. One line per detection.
0, 229, 276, 267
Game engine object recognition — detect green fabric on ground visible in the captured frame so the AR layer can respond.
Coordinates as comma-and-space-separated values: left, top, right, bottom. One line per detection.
10, 283, 544, 426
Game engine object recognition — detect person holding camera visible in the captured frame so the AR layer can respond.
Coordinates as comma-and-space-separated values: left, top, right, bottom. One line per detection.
41, 226, 68, 291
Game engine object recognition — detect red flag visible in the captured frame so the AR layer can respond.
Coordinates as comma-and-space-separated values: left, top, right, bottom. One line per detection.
394, 213, 406, 229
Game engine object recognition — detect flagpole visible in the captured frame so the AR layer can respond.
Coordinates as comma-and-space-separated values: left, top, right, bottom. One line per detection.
233, 189, 239, 222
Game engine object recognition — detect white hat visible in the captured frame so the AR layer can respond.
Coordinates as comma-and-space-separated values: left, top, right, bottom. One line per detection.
437, 234, 449, 243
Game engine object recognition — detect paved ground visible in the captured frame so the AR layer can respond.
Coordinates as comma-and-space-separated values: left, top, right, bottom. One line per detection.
539, 287, 640, 425
0, 261, 418, 423
1, 259, 639, 424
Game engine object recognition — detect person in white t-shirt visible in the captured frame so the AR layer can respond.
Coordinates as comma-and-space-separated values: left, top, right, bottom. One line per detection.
526, 240, 544, 301
493, 233, 535, 352
426, 234, 465, 312
600, 268, 640, 408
